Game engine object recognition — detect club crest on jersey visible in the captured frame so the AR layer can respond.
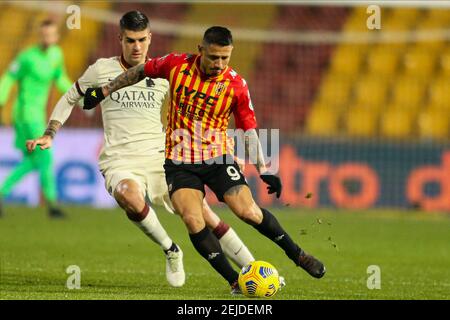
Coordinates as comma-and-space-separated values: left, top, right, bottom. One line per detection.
214, 82, 226, 96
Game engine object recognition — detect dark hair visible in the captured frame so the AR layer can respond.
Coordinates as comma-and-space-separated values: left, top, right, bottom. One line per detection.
120, 10, 149, 32
40, 19, 56, 28
203, 26, 233, 46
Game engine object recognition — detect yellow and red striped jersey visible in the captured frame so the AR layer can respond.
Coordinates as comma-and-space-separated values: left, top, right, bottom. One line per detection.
144, 53, 257, 163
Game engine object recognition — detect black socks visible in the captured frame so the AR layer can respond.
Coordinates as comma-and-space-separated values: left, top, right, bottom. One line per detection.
189, 227, 238, 284
253, 208, 302, 265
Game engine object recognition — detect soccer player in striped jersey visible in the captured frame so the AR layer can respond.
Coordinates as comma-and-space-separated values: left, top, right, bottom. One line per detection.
83, 26, 324, 293
27, 12, 256, 288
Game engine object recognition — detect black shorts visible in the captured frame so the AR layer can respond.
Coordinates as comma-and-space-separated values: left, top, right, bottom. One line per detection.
164, 155, 248, 202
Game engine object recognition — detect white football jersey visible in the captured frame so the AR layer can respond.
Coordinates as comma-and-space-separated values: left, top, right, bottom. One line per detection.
52, 56, 169, 167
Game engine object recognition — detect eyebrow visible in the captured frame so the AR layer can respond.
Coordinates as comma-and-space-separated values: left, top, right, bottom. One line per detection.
208, 54, 229, 59
126, 36, 147, 42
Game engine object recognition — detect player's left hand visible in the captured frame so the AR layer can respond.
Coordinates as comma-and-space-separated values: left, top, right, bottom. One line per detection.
83, 87, 105, 110
260, 174, 282, 198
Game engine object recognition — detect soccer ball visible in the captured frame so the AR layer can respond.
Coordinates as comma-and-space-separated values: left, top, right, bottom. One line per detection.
238, 260, 280, 298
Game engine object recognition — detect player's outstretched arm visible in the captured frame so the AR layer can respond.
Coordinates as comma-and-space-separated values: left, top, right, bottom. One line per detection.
83, 64, 146, 110
26, 120, 62, 152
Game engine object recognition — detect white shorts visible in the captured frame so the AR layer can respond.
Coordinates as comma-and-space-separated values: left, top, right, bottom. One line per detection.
99, 152, 174, 214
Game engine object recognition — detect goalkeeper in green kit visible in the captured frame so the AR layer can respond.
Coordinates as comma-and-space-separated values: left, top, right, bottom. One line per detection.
0, 20, 71, 218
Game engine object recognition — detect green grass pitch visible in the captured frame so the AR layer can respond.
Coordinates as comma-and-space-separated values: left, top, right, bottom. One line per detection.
0, 206, 449, 300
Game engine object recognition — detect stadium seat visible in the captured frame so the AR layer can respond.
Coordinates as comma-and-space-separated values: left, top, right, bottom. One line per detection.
417, 15, 448, 30
428, 77, 450, 110
440, 47, 450, 76
425, 8, 450, 22
345, 107, 378, 137
390, 76, 426, 114
387, 8, 421, 26
382, 18, 414, 31
413, 14, 448, 53
417, 39, 446, 56
367, 46, 400, 77
380, 109, 415, 139
403, 48, 437, 79
305, 107, 341, 136
315, 73, 353, 109
418, 109, 450, 140
353, 75, 389, 111
329, 45, 366, 77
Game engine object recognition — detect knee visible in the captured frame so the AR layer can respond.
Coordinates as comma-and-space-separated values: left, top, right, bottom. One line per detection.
114, 180, 141, 211
114, 183, 131, 203
180, 210, 205, 231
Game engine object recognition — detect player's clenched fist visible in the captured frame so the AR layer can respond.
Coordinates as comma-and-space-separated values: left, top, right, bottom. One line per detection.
26, 135, 53, 152
83, 87, 105, 110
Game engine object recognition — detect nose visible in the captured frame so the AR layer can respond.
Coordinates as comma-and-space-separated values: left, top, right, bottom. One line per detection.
133, 42, 141, 51
215, 59, 223, 69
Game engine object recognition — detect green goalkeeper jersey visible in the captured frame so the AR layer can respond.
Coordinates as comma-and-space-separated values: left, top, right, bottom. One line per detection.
0, 44, 72, 124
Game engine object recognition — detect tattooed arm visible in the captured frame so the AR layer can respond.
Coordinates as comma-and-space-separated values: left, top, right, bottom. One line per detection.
102, 64, 146, 96
26, 120, 62, 152
238, 129, 267, 174
43, 120, 62, 139
83, 64, 146, 110
238, 129, 283, 198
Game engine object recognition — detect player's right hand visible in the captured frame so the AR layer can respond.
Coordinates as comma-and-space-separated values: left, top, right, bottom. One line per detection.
83, 87, 105, 110
26, 135, 53, 152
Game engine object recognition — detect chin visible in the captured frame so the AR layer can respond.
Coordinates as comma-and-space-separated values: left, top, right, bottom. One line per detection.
126, 57, 139, 66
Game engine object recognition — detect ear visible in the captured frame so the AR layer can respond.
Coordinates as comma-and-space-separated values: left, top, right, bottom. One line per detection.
198, 45, 203, 54
148, 32, 152, 44
118, 33, 122, 43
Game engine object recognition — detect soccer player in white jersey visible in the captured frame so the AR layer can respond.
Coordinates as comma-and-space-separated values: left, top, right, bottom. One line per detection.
26, 11, 256, 288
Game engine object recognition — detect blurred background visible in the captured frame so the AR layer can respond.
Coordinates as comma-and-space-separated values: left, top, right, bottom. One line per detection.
1, 0, 450, 211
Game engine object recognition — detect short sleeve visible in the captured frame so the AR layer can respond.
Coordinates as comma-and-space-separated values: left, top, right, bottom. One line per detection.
144, 53, 184, 80
233, 79, 257, 130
